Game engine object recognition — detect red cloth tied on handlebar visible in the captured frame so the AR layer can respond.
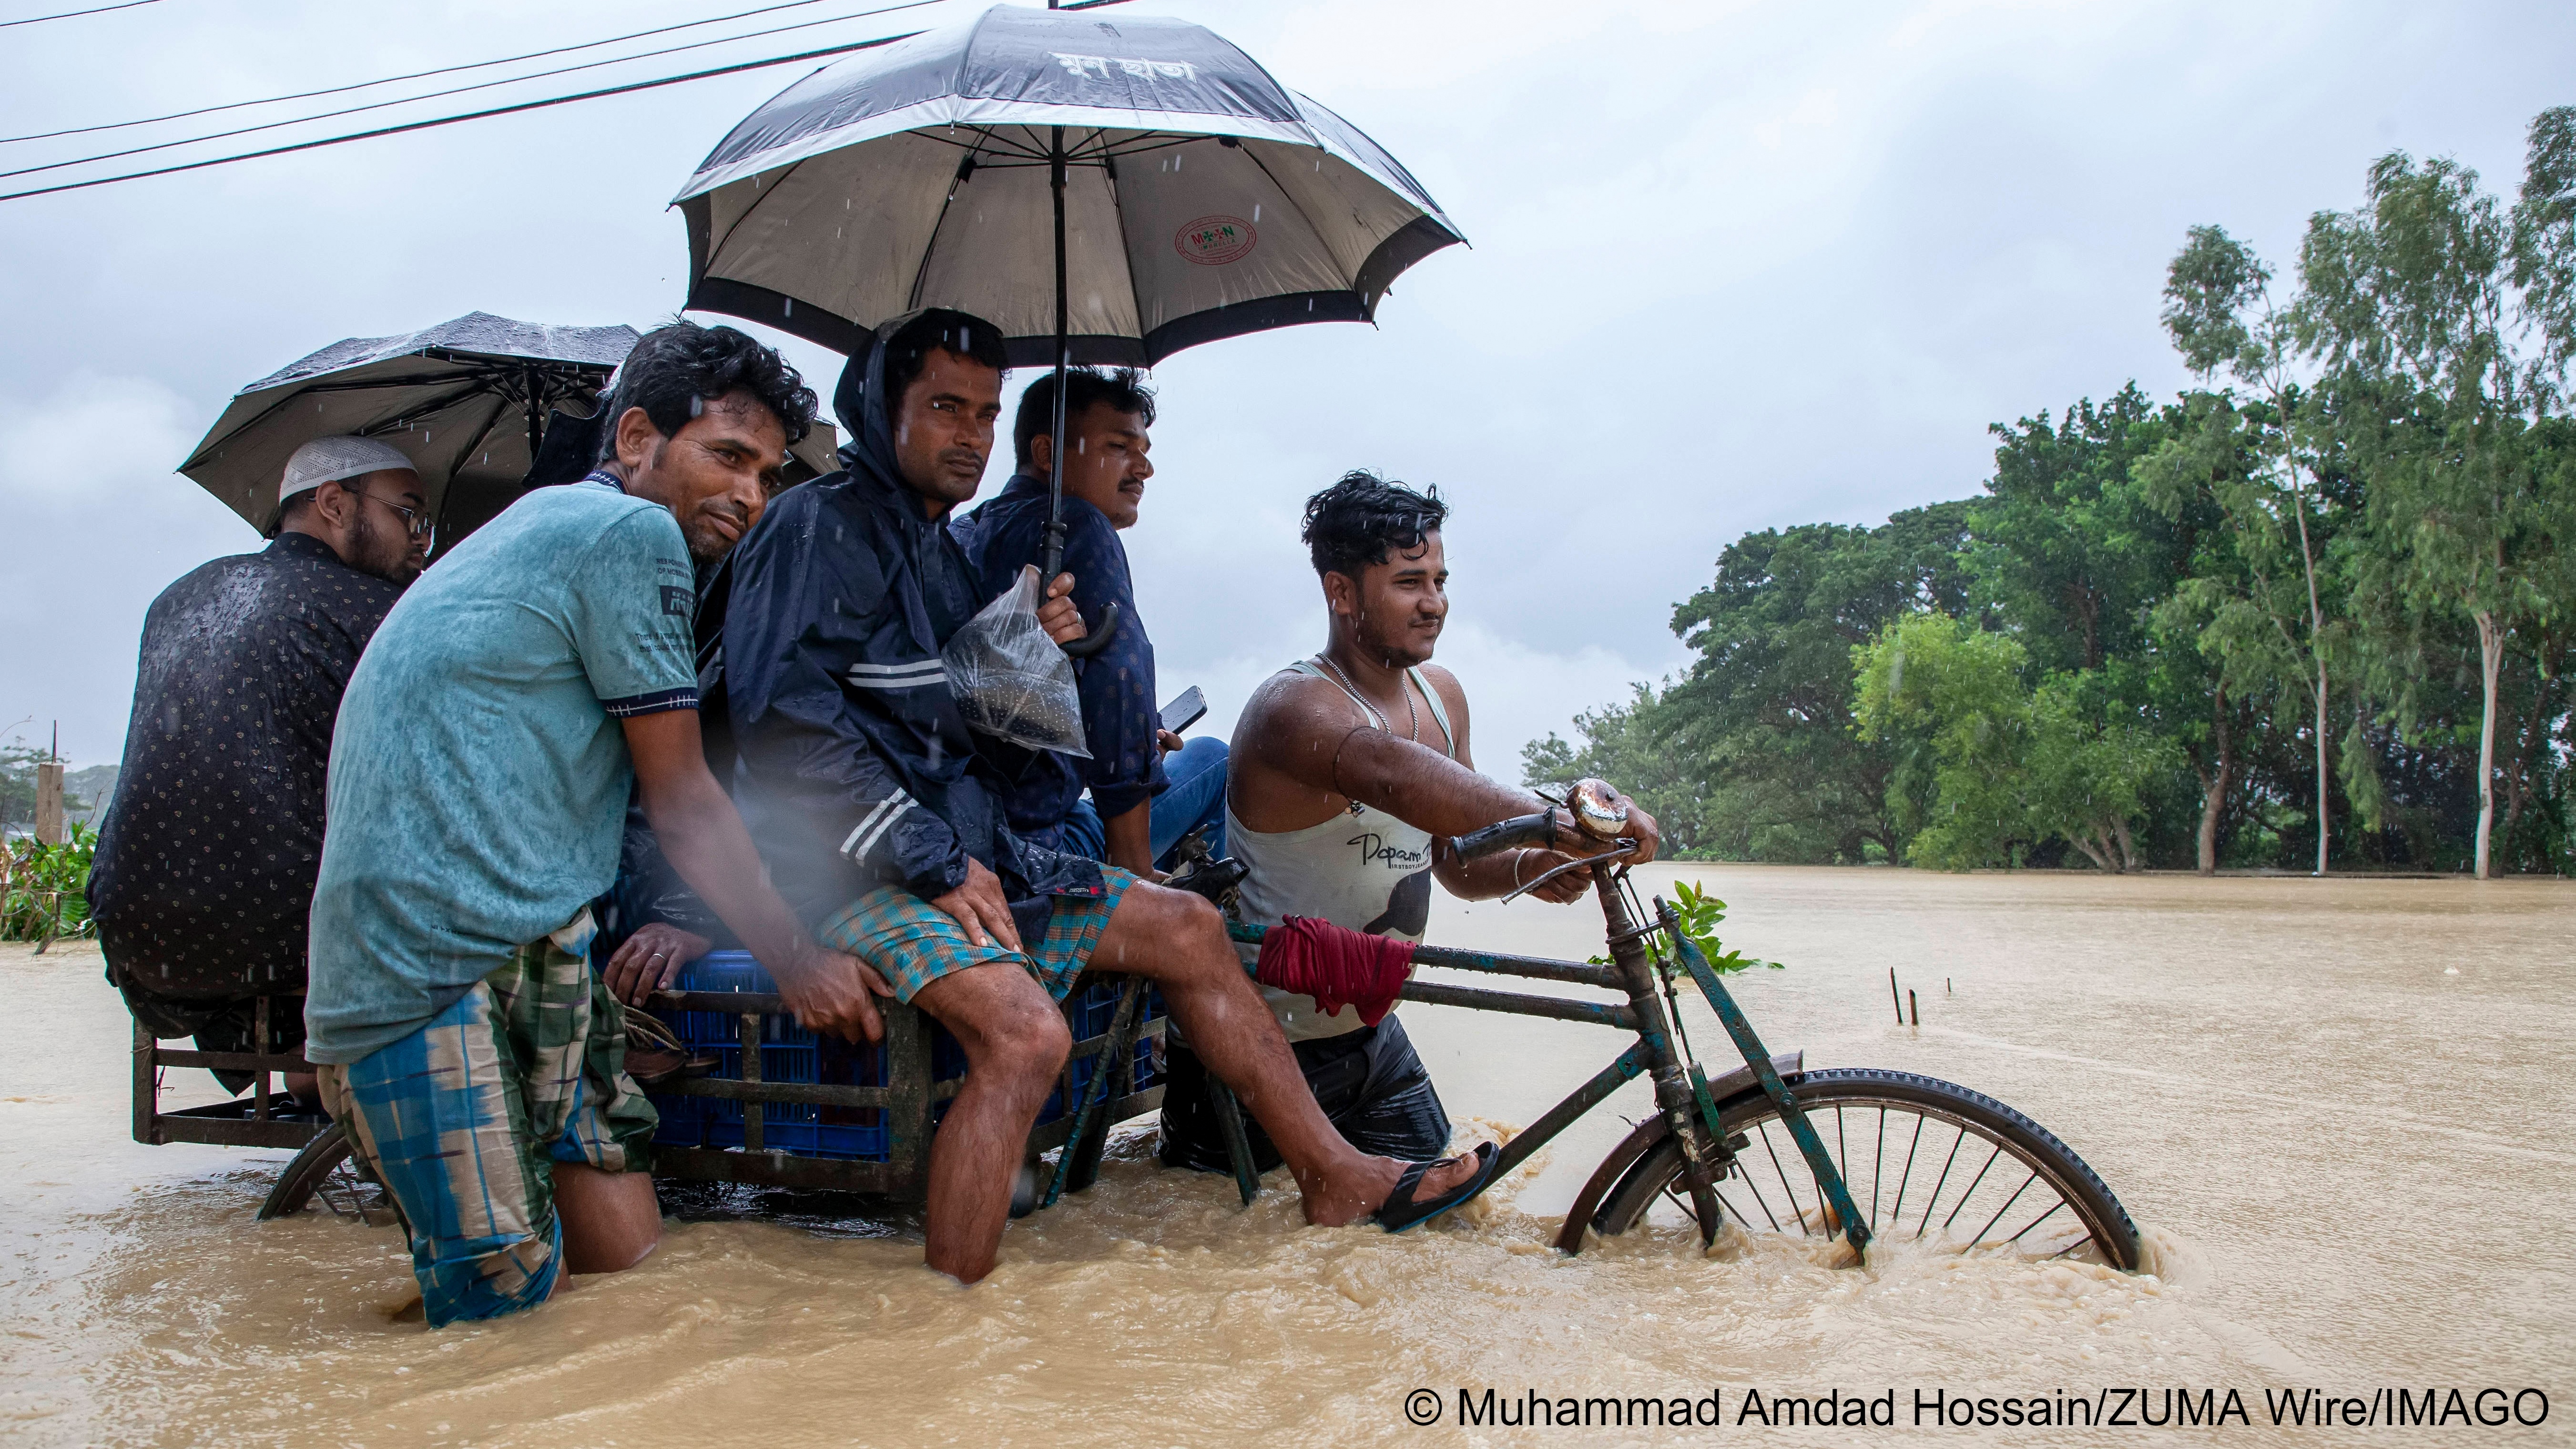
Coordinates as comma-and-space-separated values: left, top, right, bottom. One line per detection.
1253, 917, 1415, 1027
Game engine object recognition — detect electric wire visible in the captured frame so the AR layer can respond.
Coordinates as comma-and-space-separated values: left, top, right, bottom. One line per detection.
0, 0, 947, 183
0, 31, 920, 204
0, 0, 160, 27
0, 0, 1130, 204
3, 0, 846, 145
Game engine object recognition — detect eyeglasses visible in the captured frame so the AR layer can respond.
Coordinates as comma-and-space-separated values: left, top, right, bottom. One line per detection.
359, 490, 435, 542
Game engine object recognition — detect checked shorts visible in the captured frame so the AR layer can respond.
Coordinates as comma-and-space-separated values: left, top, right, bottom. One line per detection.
314, 910, 657, 1328
818, 873, 1137, 1004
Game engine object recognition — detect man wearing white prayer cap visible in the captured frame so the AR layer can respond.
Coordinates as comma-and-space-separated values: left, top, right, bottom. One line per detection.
270, 434, 432, 585
89, 435, 428, 1111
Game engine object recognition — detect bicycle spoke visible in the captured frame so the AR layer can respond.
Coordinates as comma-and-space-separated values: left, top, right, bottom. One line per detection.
1833, 1105, 1848, 1201
1939, 1140, 2006, 1236
1889, 1111, 1927, 1228
1871, 1106, 1887, 1228
1733, 1163, 1783, 1232
1758, 1120, 1811, 1236
1967, 1170, 2040, 1250
1917, 1122, 1970, 1239
2005, 1198, 2069, 1247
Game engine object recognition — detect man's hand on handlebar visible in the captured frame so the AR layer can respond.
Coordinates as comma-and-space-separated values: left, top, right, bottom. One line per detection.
1548, 780, 1661, 867
1510, 848, 1592, 903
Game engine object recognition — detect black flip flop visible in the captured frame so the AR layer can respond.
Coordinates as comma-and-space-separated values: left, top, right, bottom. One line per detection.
1375, 1142, 1501, 1233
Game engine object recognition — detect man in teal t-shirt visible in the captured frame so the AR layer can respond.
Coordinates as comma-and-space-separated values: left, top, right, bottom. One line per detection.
306, 322, 885, 1328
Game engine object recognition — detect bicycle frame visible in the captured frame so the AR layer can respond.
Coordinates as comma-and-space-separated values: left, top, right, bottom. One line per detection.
1227, 860, 1872, 1259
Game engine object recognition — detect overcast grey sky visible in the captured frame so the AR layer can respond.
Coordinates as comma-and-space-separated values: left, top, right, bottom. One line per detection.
1, 0, 2567, 774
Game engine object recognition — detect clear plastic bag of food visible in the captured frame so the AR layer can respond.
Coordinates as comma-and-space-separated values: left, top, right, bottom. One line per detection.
942, 565, 1091, 757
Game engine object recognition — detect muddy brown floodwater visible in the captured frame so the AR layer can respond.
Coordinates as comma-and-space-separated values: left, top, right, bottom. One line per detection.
4, 867, 2570, 1447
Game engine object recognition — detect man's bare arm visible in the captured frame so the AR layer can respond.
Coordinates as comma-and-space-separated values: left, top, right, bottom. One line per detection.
1236, 670, 1659, 892
622, 710, 891, 1042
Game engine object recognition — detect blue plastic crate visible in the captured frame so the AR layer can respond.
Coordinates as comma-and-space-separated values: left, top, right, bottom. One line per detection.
643, 951, 1166, 1159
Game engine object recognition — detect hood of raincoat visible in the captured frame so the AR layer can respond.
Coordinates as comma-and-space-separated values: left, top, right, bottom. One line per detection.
716, 307, 1104, 924
830, 306, 962, 496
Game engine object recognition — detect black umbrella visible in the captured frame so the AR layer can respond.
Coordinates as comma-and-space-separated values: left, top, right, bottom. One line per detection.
180, 311, 639, 542
675, 3, 1464, 644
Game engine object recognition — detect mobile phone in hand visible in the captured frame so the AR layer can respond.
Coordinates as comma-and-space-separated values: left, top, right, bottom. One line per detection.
1159, 685, 1207, 735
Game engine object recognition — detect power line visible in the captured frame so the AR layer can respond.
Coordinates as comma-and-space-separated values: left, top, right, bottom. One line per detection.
0, 30, 928, 203
0, 0, 160, 27
0, 0, 947, 183
3, 0, 847, 145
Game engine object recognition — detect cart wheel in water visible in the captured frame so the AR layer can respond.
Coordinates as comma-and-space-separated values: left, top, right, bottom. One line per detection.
258, 1122, 390, 1223
1590, 1069, 2140, 1271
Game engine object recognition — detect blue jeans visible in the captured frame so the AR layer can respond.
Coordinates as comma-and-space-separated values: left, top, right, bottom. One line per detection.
1058, 736, 1229, 871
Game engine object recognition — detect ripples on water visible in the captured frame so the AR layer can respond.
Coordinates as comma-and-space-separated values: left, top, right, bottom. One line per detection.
7, 867, 2570, 1447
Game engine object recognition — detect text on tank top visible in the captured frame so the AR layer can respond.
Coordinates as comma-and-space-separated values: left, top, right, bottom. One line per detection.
1225, 662, 1455, 1041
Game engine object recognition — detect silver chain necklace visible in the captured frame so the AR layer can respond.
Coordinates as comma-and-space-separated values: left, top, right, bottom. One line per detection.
1314, 653, 1418, 742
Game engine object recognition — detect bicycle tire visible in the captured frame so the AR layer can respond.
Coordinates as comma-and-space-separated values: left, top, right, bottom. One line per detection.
258, 1121, 355, 1221
1591, 1068, 2140, 1271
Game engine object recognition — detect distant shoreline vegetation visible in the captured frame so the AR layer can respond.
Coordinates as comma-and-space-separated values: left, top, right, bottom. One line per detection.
1528, 107, 2576, 878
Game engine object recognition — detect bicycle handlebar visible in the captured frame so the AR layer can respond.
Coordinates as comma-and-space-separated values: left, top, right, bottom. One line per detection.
1454, 810, 1557, 861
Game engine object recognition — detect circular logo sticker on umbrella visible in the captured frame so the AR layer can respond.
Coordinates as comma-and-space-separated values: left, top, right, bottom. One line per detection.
1175, 215, 1257, 266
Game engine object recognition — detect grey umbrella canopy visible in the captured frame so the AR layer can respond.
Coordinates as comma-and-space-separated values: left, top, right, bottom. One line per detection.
673, 4, 1465, 367
180, 311, 640, 540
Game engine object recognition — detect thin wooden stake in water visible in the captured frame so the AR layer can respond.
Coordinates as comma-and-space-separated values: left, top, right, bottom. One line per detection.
1889, 968, 1902, 1023
1908, 989, 1918, 1027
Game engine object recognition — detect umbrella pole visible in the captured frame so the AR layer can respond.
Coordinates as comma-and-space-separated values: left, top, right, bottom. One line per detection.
1042, 124, 1070, 583
1044, 122, 1119, 658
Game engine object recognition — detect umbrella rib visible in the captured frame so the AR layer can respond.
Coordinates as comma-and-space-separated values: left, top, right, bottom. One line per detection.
909, 125, 1046, 162
902, 131, 1001, 313
353, 379, 508, 438
183, 389, 326, 472
288, 369, 509, 394
445, 395, 510, 482
182, 367, 504, 469
1236, 143, 1350, 283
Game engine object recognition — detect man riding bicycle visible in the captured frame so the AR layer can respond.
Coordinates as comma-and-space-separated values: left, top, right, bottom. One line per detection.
1159, 471, 1661, 1175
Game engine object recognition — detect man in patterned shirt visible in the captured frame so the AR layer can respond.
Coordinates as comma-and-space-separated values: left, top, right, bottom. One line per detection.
90, 434, 431, 1103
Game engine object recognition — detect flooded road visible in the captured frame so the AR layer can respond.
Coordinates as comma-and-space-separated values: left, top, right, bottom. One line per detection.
5, 867, 2569, 1446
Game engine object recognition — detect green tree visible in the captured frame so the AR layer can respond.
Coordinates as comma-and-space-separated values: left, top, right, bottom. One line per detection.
1970, 386, 2184, 673
1853, 615, 2175, 871
1520, 682, 1723, 856
1850, 613, 2038, 868
1647, 502, 1972, 861
2155, 225, 2346, 873
2301, 134, 2569, 877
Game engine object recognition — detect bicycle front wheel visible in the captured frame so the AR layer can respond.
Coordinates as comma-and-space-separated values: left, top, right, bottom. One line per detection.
1592, 1068, 2140, 1271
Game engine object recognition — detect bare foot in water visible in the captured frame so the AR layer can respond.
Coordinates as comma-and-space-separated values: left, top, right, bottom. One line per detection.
1295, 1152, 1483, 1227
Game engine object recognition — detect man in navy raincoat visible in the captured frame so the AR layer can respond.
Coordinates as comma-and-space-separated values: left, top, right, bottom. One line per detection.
715, 309, 1494, 1281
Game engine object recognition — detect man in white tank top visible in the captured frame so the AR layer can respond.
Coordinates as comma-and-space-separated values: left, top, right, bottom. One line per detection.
1157, 473, 1661, 1174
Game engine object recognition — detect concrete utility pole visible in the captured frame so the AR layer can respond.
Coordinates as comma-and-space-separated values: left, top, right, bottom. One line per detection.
34, 722, 64, 846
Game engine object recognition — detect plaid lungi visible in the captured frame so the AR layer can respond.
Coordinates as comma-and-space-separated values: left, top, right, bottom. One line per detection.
819, 873, 1136, 1004
314, 910, 657, 1328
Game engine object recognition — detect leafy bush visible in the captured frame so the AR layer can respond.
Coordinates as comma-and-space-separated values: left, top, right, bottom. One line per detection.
2, 821, 98, 943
